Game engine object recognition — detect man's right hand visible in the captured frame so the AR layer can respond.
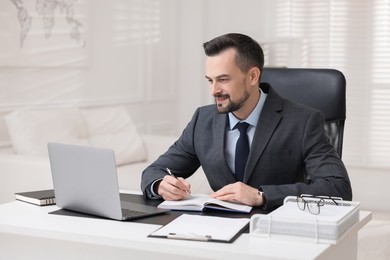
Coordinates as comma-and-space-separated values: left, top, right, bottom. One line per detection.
156, 175, 191, 201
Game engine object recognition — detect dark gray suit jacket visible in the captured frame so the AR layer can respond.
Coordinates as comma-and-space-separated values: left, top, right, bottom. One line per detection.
141, 83, 352, 210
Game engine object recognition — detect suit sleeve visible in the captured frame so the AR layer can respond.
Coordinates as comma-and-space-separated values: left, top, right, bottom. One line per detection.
261, 110, 352, 210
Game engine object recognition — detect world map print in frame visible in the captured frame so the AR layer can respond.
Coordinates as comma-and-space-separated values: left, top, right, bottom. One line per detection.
0, 0, 88, 67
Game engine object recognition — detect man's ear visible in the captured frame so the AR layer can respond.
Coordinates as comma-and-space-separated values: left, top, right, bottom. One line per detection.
249, 67, 261, 85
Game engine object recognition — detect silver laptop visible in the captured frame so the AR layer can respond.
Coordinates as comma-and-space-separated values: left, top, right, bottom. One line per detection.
47, 142, 168, 221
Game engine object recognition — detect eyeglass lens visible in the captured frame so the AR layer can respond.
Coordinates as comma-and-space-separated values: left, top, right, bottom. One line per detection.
296, 197, 322, 215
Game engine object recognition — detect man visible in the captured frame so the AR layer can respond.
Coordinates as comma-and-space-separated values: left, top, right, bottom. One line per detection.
141, 33, 352, 210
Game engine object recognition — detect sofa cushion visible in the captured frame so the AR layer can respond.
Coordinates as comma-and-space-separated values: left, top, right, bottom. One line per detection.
5, 108, 88, 156
81, 106, 146, 165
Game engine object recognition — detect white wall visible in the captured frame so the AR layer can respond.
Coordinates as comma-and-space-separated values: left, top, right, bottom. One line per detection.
176, 0, 270, 128
0, 0, 269, 140
176, 1, 207, 130
0, 0, 180, 148
348, 167, 390, 212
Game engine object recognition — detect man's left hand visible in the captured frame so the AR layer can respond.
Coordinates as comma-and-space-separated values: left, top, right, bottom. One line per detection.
210, 182, 264, 206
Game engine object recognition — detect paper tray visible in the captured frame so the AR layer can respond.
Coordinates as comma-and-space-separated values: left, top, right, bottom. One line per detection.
250, 197, 360, 244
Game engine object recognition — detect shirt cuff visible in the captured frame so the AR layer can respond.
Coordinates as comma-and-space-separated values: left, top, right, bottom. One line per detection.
149, 178, 163, 199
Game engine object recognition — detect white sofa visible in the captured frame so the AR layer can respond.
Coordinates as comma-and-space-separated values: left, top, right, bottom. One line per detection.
0, 107, 212, 204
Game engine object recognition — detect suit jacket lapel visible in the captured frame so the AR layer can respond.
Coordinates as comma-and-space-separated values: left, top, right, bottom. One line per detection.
244, 88, 283, 182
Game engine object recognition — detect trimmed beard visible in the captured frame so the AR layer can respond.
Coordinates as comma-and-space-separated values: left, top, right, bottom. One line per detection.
215, 90, 250, 114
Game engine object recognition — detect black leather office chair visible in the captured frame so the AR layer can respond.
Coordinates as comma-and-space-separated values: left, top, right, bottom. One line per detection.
260, 68, 346, 158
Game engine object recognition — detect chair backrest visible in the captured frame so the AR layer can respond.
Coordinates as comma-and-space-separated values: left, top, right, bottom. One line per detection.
260, 68, 346, 158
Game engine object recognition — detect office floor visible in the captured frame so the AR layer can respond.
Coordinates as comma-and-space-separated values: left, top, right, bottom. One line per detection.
357, 210, 390, 260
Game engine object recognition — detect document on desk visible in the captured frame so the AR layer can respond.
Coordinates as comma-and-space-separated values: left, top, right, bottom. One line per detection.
249, 196, 360, 243
149, 214, 250, 243
158, 194, 252, 213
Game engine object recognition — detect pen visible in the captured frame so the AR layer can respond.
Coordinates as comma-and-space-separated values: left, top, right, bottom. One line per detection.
166, 168, 192, 198
167, 233, 212, 241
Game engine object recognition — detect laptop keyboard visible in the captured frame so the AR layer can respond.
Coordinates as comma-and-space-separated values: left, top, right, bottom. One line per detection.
122, 208, 148, 218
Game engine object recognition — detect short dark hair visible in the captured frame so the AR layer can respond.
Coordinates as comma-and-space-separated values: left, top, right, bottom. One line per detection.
203, 33, 264, 72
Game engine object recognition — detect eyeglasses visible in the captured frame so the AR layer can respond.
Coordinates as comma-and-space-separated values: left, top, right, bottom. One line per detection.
296, 194, 341, 215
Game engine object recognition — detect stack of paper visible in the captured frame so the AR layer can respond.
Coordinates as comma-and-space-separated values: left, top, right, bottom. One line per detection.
250, 196, 360, 244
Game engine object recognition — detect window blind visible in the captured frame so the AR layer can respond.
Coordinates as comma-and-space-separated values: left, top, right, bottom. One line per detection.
370, 0, 390, 167
113, 0, 160, 46
265, 0, 390, 169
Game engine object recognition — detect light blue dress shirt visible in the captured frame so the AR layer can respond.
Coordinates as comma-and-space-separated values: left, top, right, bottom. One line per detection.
225, 89, 268, 174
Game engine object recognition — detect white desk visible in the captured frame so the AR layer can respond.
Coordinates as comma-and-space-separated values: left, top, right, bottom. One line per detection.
0, 201, 371, 260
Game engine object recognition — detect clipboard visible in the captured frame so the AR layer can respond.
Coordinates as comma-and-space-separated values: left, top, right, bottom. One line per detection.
148, 214, 250, 243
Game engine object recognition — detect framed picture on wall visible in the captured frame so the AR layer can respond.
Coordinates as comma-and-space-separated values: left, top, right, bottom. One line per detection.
0, 0, 89, 67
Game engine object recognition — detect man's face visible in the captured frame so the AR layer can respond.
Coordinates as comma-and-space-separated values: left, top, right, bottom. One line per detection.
205, 48, 251, 114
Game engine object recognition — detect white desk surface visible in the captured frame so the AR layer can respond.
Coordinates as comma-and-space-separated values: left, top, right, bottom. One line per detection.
0, 201, 372, 260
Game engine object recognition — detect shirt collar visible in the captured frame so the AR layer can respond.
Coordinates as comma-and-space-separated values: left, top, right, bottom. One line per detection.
228, 88, 268, 130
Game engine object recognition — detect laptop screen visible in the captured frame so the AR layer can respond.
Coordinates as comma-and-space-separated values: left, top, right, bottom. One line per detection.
48, 143, 124, 220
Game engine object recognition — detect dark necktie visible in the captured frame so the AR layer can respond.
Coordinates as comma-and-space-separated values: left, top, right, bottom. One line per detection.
234, 122, 250, 182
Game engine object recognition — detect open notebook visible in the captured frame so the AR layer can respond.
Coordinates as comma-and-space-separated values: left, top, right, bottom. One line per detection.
158, 194, 252, 213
